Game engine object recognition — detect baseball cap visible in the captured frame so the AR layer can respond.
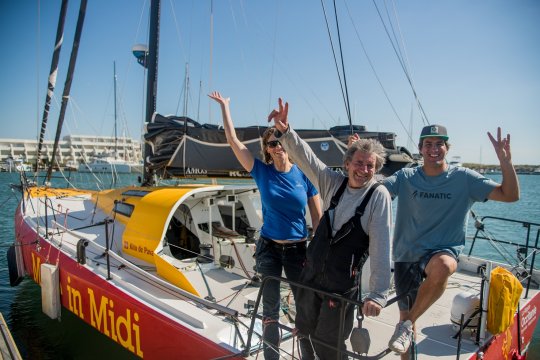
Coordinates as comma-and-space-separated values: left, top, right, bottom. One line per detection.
419, 124, 449, 140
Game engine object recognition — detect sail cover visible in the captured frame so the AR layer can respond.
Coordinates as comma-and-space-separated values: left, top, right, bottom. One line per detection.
144, 114, 349, 178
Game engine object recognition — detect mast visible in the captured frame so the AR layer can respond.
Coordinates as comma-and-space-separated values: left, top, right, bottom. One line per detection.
35, 0, 69, 172
46, 0, 88, 183
142, 0, 161, 186
183, 63, 189, 117
114, 61, 118, 158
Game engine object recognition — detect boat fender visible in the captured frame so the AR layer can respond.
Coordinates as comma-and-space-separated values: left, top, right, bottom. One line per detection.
450, 290, 480, 329
487, 266, 523, 335
76, 239, 89, 265
41, 263, 61, 319
350, 326, 370, 354
7, 245, 24, 287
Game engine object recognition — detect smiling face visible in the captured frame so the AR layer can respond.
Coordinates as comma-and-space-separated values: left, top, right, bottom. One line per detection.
420, 136, 449, 170
345, 151, 377, 188
264, 135, 288, 163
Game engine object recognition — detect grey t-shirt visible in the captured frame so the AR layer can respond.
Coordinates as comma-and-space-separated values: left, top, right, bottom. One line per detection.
382, 166, 497, 262
278, 128, 392, 307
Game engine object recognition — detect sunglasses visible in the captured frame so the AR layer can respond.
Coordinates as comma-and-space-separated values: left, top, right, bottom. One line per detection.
267, 140, 281, 148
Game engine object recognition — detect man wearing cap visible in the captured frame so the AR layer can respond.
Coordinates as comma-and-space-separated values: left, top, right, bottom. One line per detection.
380, 124, 519, 357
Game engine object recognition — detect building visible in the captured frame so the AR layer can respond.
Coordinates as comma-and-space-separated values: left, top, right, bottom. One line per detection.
0, 135, 142, 168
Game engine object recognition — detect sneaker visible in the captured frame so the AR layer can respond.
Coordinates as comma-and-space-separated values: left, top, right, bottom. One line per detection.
388, 320, 413, 354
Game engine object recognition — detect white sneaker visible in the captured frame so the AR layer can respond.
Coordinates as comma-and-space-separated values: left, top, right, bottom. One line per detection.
388, 320, 413, 354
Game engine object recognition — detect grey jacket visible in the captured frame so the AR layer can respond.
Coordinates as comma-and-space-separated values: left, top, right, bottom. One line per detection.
277, 127, 392, 307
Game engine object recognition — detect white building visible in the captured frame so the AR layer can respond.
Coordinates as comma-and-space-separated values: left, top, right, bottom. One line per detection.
0, 135, 142, 168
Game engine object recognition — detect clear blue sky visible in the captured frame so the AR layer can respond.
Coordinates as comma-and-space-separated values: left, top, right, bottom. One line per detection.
1, 0, 539, 165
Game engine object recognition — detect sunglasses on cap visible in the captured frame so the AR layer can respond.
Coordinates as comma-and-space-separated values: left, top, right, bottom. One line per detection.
267, 140, 281, 148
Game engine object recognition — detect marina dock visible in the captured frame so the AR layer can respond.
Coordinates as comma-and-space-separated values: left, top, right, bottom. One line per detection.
0, 312, 21, 360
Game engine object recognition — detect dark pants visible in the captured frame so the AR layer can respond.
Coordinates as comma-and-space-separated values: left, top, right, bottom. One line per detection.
295, 286, 356, 360
256, 237, 306, 360
394, 249, 457, 311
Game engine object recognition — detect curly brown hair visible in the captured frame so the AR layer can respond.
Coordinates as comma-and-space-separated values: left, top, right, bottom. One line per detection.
261, 127, 278, 164
344, 138, 386, 173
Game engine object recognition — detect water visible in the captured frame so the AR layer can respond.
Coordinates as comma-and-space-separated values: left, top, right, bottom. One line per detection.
1, 171, 539, 359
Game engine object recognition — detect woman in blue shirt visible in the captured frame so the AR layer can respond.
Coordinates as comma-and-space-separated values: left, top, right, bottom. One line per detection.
209, 92, 322, 360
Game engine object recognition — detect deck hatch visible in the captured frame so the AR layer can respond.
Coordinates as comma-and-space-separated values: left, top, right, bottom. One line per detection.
113, 201, 134, 217
121, 189, 151, 197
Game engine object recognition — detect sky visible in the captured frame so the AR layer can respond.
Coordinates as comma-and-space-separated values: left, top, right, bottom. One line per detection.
1, 0, 539, 165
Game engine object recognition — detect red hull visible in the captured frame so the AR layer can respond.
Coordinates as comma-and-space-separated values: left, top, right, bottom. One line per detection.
467, 286, 540, 359
15, 209, 242, 360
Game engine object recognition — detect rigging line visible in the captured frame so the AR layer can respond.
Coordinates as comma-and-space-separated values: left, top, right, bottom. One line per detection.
382, 0, 408, 75
371, 0, 429, 126
343, 1, 417, 149
387, 0, 432, 129
375, 2, 430, 128
168, 0, 188, 65
169, 1, 195, 118
208, 0, 214, 124
36, 0, 41, 171
231, 1, 334, 130
53, 163, 78, 190
332, 0, 353, 129
388, 0, 412, 81
266, 1, 279, 116
262, 54, 339, 132
320, 0, 349, 127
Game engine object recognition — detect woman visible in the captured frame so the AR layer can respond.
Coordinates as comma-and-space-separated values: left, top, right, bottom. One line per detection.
209, 92, 322, 360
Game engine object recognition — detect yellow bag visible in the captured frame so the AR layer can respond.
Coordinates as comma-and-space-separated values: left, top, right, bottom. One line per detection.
487, 266, 523, 334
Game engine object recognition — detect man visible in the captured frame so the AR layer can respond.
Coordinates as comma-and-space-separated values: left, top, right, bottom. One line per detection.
268, 98, 392, 360
382, 124, 519, 356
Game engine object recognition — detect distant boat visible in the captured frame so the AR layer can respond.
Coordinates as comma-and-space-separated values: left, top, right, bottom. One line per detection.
449, 156, 463, 167
78, 62, 139, 174
77, 152, 140, 173
63, 159, 79, 171
0, 157, 31, 172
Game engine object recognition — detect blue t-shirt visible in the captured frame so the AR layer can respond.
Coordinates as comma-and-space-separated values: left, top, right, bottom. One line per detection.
250, 159, 318, 240
383, 165, 498, 262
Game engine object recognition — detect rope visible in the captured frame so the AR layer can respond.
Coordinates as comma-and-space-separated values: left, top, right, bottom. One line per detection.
371, 0, 429, 126
320, 0, 352, 129
342, 1, 418, 150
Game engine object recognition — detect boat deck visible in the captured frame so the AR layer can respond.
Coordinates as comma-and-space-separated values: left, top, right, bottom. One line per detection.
16, 188, 540, 360
362, 269, 484, 359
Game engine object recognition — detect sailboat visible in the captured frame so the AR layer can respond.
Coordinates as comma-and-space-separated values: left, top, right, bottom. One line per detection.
7, 1, 540, 359
78, 62, 141, 174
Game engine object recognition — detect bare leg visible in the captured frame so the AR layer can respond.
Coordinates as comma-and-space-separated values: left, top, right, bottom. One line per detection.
400, 253, 457, 359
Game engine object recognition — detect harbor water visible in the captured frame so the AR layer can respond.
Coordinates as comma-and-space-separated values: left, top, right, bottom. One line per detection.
0, 171, 539, 359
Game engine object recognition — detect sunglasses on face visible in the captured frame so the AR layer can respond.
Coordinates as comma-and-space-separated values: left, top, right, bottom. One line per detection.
267, 140, 281, 148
